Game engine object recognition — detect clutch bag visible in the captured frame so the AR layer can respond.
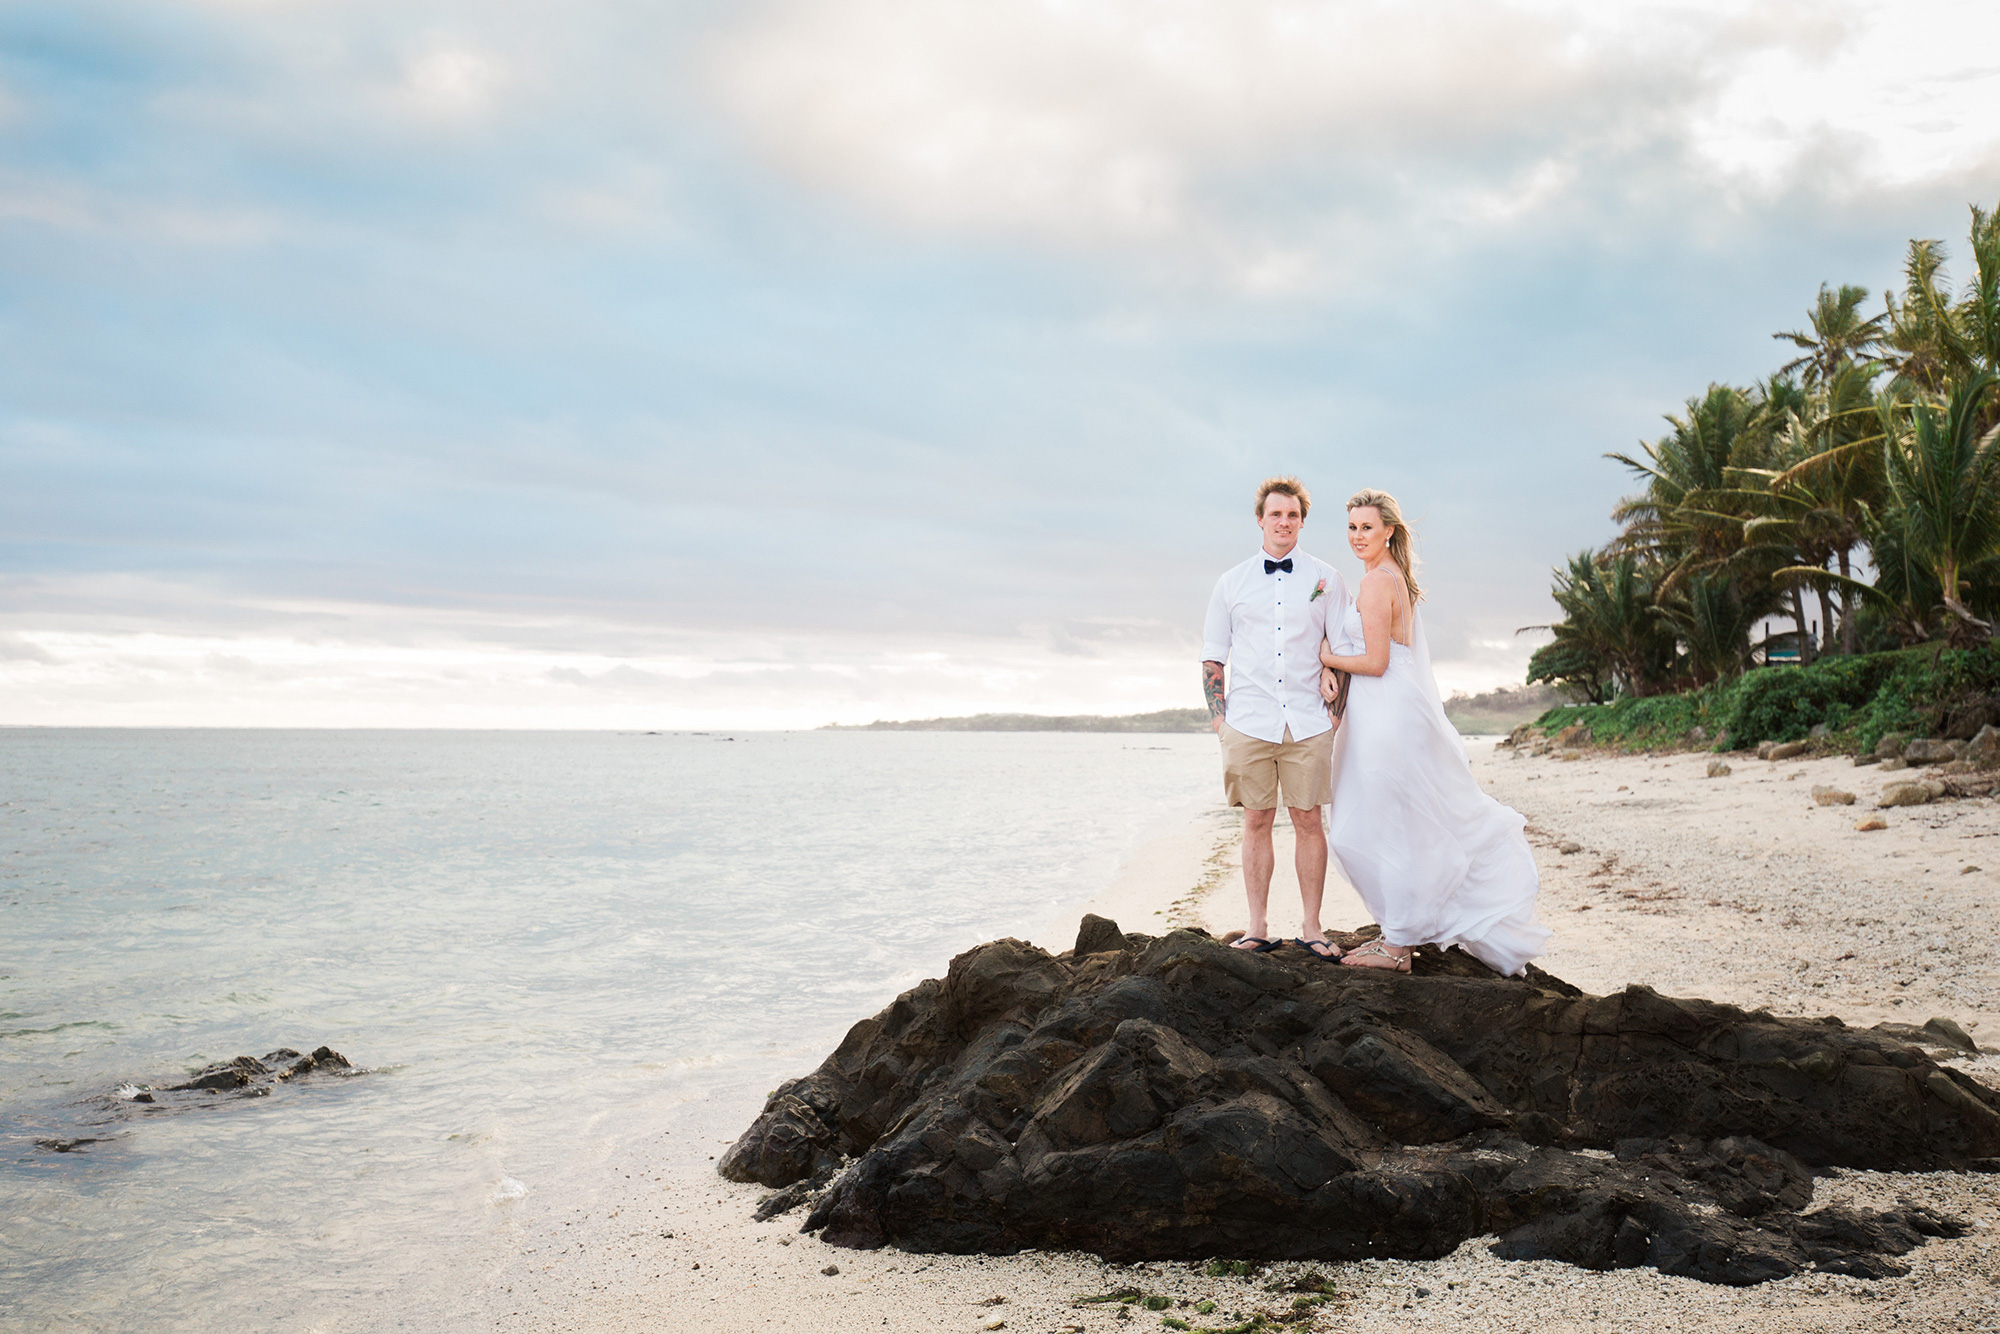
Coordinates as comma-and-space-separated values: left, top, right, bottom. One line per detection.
1327, 669, 1352, 720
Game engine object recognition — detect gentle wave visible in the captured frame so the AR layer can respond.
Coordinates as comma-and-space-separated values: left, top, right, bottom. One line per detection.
0, 727, 1217, 1328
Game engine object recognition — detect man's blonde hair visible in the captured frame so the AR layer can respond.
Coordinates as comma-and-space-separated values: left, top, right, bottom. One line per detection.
1254, 476, 1310, 519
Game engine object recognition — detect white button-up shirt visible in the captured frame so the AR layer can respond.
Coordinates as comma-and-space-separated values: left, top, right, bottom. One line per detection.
1202, 548, 1349, 744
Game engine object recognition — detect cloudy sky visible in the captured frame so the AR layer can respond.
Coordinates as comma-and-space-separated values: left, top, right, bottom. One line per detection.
3, 0, 1998, 728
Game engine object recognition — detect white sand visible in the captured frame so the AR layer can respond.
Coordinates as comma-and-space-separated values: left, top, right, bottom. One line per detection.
471, 742, 2000, 1332
1027, 797, 1241, 953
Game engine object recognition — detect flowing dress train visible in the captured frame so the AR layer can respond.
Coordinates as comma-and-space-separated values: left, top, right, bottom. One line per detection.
1326, 599, 1551, 976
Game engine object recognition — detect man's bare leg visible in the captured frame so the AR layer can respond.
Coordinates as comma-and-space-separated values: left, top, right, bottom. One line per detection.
1233, 806, 1277, 948
1290, 805, 1336, 957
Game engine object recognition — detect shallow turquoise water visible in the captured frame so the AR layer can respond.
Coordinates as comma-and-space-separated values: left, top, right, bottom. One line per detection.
0, 728, 1216, 1329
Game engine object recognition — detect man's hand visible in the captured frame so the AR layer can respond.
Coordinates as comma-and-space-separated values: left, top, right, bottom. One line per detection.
1320, 665, 1347, 731
1202, 661, 1226, 734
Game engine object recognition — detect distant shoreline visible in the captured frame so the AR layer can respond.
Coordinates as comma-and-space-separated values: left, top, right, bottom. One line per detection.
826, 683, 1558, 736
823, 708, 1212, 733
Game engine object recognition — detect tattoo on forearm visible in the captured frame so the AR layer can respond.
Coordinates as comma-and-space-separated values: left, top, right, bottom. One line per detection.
1202, 661, 1225, 719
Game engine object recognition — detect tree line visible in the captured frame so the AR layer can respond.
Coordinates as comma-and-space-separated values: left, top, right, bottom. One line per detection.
1528, 199, 2000, 704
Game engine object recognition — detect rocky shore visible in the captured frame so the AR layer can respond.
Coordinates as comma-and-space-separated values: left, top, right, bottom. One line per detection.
504, 740, 2000, 1332
725, 922, 1992, 1284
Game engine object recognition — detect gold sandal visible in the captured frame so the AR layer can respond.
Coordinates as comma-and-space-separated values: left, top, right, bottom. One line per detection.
1339, 939, 1412, 972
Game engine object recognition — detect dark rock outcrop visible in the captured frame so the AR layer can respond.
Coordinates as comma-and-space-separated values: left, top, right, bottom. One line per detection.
164, 1046, 353, 1094
722, 926, 1998, 1284
1074, 913, 1130, 957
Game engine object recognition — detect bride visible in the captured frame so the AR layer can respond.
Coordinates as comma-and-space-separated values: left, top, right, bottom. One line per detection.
1317, 489, 1551, 975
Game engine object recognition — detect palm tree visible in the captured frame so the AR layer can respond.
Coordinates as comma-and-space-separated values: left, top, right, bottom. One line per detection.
1964, 202, 2000, 376
1607, 384, 1763, 579
1527, 196, 2000, 684
1524, 638, 1611, 705
1883, 203, 1999, 400
1653, 570, 1762, 684
1880, 370, 2000, 639
1774, 283, 1887, 386
1521, 551, 1675, 699
1860, 513, 1946, 644
1739, 362, 1886, 653
1884, 238, 1968, 396
1610, 381, 1807, 655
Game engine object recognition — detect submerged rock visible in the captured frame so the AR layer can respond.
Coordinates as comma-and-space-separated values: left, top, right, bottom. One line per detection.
33, 1046, 360, 1157
164, 1046, 353, 1093
723, 927, 1999, 1285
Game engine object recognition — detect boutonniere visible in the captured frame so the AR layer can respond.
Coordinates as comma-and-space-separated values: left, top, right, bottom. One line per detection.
1310, 578, 1328, 602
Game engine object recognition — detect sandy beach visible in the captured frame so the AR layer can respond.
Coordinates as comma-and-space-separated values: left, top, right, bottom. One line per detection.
486, 741, 2000, 1332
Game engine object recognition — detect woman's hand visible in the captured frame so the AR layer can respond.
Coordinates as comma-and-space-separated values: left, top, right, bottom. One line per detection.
1320, 665, 1339, 703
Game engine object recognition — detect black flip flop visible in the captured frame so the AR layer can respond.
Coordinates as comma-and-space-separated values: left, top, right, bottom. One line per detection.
1295, 937, 1342, 961
1230, 936, 1282, 953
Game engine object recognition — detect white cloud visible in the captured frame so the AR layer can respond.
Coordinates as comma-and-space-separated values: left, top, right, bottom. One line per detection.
1432, 637, 1545, 699
708, 0, 2000, 287
0, 581, 1204, 729
1685, 2, 2000, 188
710, 0, 1614, 284
398, 46, 510, 119
0, 632, 57, 663
0, 174, 281, 243
6, 0, 1988, 729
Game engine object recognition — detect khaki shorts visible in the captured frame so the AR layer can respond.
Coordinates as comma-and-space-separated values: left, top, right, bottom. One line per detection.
1218, 721, 1335, 811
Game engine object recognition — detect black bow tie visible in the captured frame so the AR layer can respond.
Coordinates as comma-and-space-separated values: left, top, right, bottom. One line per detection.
1264, 558, 1293, 574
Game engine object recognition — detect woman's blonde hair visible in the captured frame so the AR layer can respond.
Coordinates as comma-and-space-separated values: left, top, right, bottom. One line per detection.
1347, 488, 1422, 605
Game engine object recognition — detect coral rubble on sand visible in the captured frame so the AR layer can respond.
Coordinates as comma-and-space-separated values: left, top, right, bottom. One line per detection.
721, 919, 1998, 1285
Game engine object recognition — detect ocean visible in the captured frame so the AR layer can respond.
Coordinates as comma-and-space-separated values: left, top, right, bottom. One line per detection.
0, 728, 1219, 1329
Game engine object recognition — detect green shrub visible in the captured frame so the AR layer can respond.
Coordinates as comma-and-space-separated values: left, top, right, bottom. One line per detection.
1532, 689, 1721, 750
1716, 650, 1904, 746
1528, 642, 2000, 752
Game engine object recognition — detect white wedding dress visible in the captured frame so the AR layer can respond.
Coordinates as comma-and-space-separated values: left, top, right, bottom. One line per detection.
1326, 596, 1551, 976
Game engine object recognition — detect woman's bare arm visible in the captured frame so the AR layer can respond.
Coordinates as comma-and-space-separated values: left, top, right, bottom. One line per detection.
1320, 572, 1397, 677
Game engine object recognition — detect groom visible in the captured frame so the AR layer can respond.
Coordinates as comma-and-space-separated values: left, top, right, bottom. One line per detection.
1200, 477, 1348, 958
